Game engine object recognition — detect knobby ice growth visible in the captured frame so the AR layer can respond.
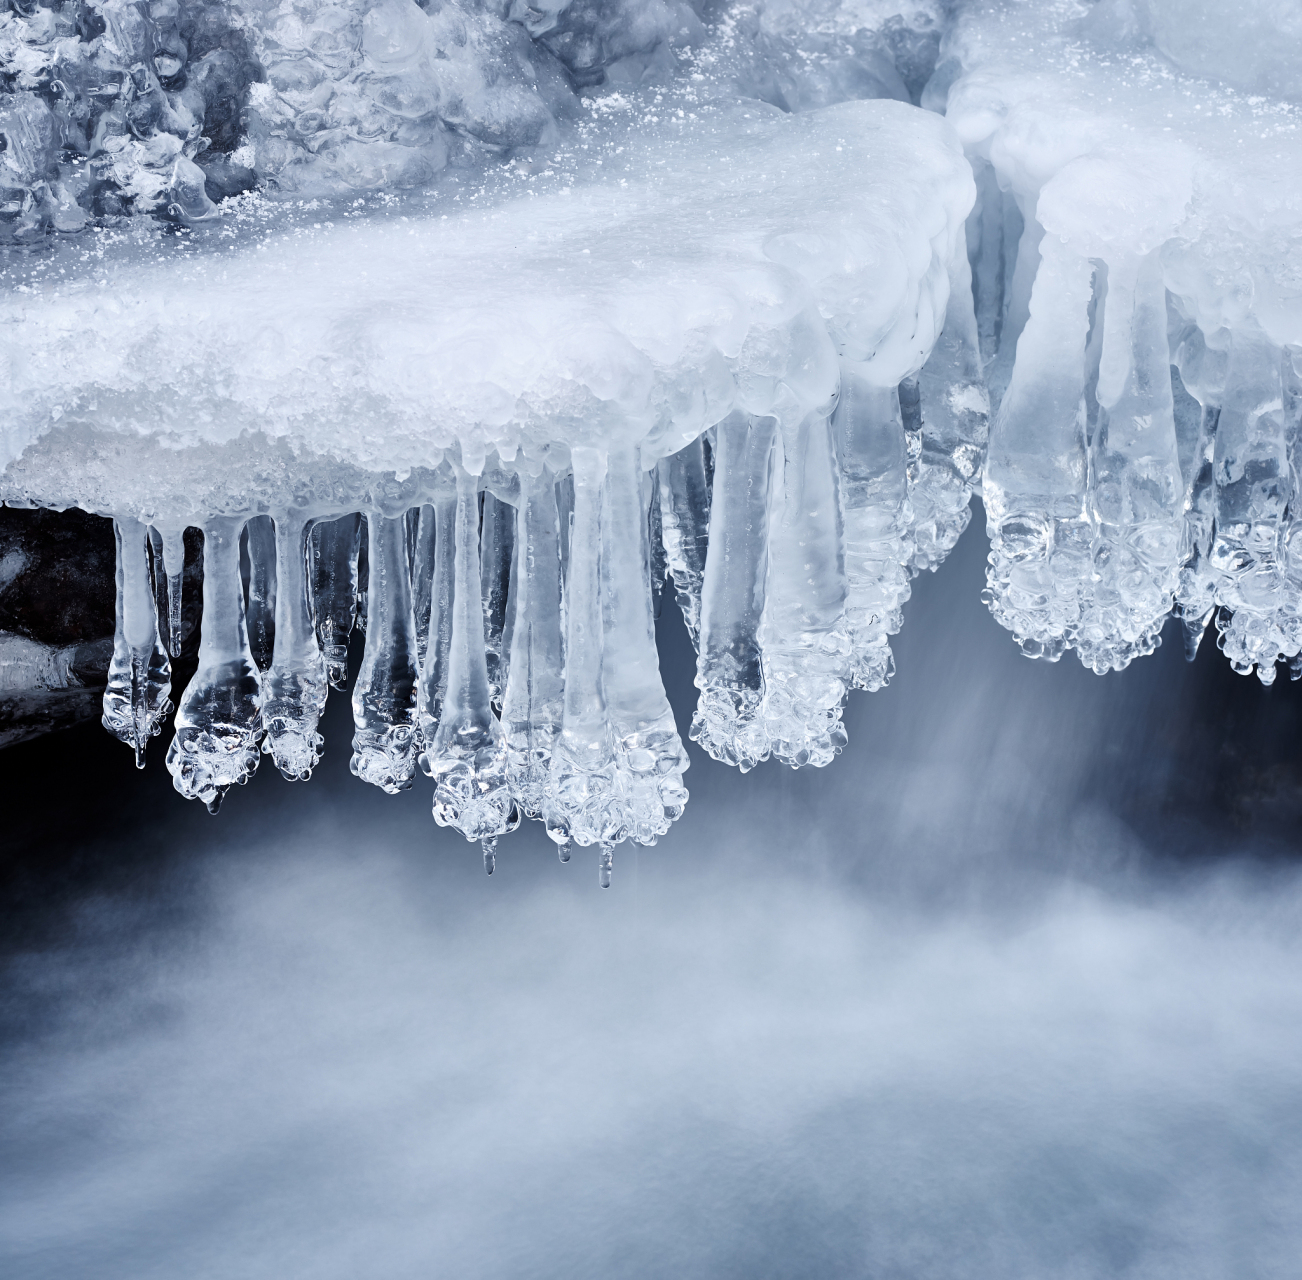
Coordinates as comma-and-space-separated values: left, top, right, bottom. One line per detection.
94, 230, 991, 879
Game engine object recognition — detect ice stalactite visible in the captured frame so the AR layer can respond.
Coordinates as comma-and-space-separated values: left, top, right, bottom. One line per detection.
479, 491, 514, 712
1170, 324, 1226, 661
422, 466, 520, 871
350, 514, 419, 794
760, 412, 851, 769
165, 520, 263, 812
410, 504, 438, 673
544, 447, 621, 877
1076, 254, 1184, 673
310, 514, 363, 690
1202, 334, 1297, 683
154, 525, 187, 658
103, 519, 173, 767
601, 442, 689, 845
834, 367, 914, 693
242, 514, 276, 673
911, 244, 990, 573
656, 437, 712, 652
261, 513, 327, 781
982, 237, 1094, 663
691, 414, 778, 773
416, 467, 457, 748
500, 467, 566, 826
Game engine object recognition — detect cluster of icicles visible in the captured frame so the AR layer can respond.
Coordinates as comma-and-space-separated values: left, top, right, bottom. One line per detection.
100, 347, 988, 883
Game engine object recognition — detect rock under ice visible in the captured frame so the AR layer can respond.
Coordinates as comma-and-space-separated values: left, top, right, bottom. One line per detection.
2, 0, 1299, 877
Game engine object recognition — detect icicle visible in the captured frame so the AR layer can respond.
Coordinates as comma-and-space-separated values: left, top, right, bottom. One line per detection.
153, 524, 187, 657
422, 464, 520, 846
350, 513, 419, 793
480, 489, 514, 710
602, 441, 689, 843
103, 518, 173, 767
310, 513, 362, 689
690, 413, 777, 772
912, 240, 990, 572
416, 465, 457, 746
598, 841, 614, 889
482, 837, 497, 875
555, 469, 575, 590
760, 412, 851, 768
411, 504, 437, 672
501, 465, 566, 820
1076, 251, 1184, 673
983, 237, 1094, 661
1209, 330, 1294, 681
242, 514, 276, 673
544, 446, 621, 849
166, 519, 263, 811
556, 837, 572, 864
647, 468, 666, 622
656, 436, 711, 650
834, 367, 914, 692
261, 511, 327, 780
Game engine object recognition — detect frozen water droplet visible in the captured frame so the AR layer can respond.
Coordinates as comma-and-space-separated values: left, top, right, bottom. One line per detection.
599, 841, 614, 889
482, 836, 497, 875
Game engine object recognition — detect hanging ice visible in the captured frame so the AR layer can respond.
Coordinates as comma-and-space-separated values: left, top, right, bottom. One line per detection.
165, 520, 263, 812
350, 514, 419, 793
500, 467, 566, 823
421, 465, 520, 862
102, 519, 172, 766
261, 513, 328, 780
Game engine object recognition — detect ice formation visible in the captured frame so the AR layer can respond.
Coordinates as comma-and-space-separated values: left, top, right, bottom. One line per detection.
4, 0, 1301, 874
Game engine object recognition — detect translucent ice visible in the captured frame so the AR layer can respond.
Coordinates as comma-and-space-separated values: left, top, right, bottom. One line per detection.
422, 466, 520, 852
102, 519, 172, 767
261, 513, 327, 780
350, 514, 419, 793
165, 520, 263, 812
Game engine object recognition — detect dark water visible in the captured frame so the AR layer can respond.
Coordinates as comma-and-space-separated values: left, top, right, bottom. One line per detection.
4, 518, 1302, 1279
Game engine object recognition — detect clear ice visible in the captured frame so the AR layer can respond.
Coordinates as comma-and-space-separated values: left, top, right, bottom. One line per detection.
7, 0, 1302, 868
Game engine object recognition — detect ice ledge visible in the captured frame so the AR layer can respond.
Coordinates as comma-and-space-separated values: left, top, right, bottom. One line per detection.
0, 99, 972, 522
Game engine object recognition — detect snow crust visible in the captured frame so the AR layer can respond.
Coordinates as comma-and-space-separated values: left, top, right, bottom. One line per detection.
1, 96, 971, 520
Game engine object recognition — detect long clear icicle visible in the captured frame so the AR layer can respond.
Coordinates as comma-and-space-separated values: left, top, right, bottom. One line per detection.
350, 513, 419, 793
983, 237, 1093, 661
423, 465, 520, 866
480, 490, 514, 710
691, 413, 777, 772
411, 504, 437, 672
310, 513, 362, 689
165, 519, 263, 811
760, 412, 851, 768
261, 511, 328, 780
834, 367, 914, 692
657, 436, 712, 650
911, 241, 990, 573
103, 518, 173, 767
1076, 252, 1184, 673
243, 514, 276, 673
501, 465, 566, 822
416, 466, 457, 747
154, 523, 187, 657
602, 442, 689, 845
544, 447, 621, 862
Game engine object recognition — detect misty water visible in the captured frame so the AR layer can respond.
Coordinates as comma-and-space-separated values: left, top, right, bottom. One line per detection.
5, 518, 1302, 1279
